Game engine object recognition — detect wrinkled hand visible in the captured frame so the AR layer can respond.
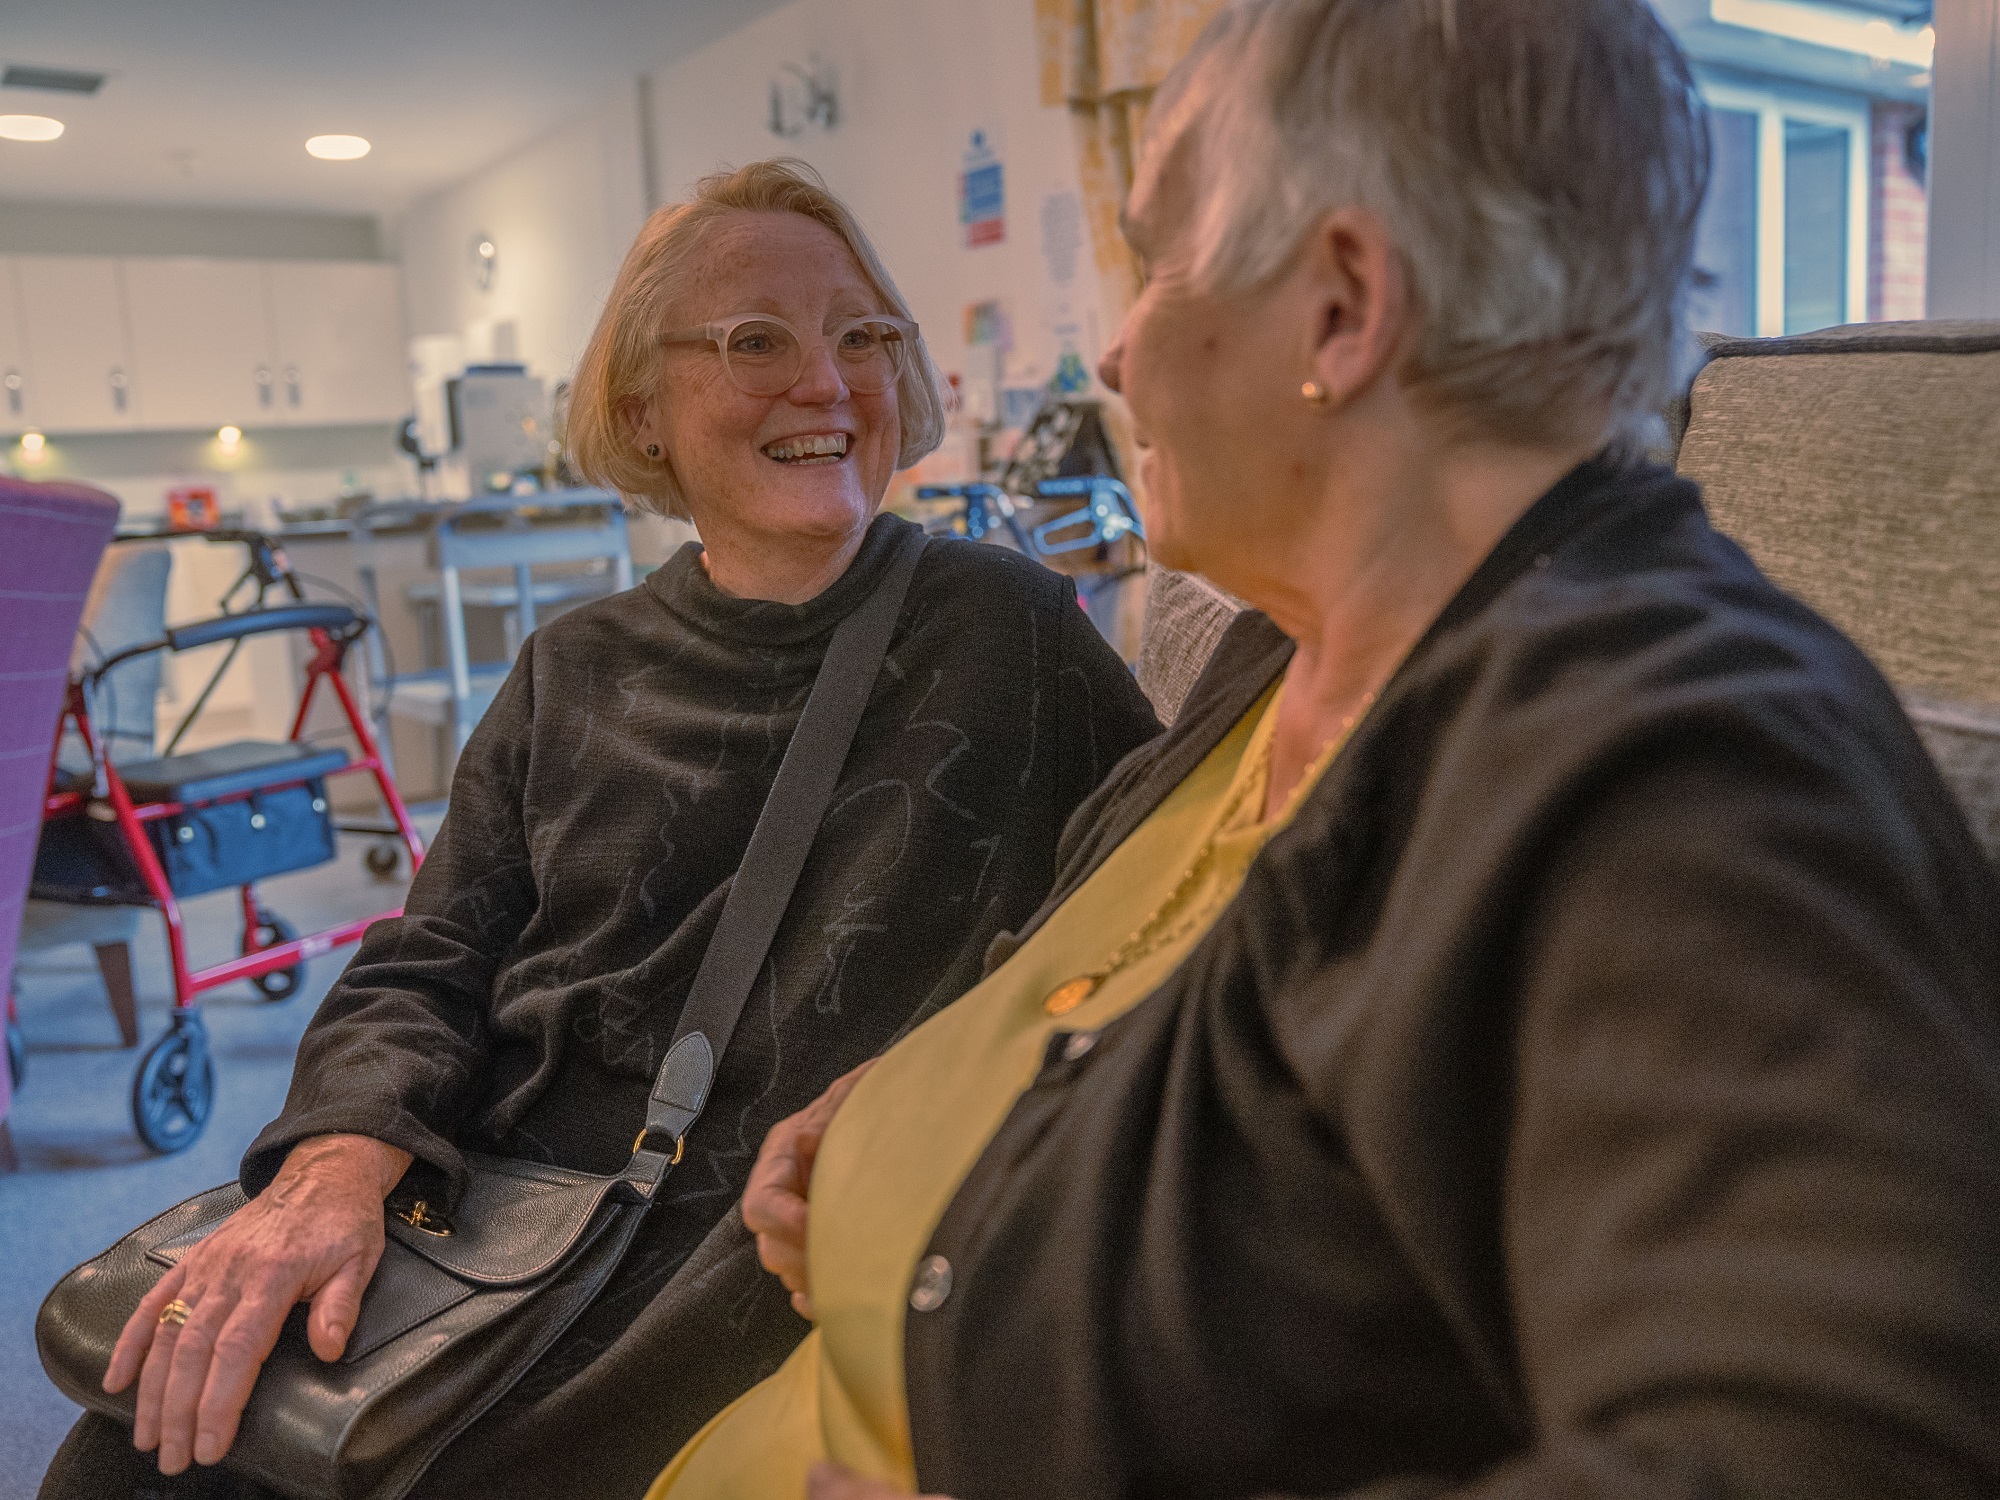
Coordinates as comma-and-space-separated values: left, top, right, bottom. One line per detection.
806, 1461, 952, 1499
103, 1133, 413, 1475
743, 1060, 874, 1320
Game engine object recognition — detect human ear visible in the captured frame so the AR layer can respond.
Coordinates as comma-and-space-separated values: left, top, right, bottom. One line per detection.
620, 396, 664, 460
1300, 207, 1409, 411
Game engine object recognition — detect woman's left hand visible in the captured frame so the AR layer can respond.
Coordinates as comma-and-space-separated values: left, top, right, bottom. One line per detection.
744, 1059, 875, 1319
806, 1461, 953, 1499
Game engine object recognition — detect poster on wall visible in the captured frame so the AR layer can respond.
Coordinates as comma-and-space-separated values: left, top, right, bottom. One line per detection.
1040, 189, 1091, 396
960, 129, 1005, 248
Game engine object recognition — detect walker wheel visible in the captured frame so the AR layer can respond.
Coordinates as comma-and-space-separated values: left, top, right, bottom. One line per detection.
132, 1018, 214, 1154
248, 910, 303, 1002
6, 1020, 24, 1090
364, 843, 402, 880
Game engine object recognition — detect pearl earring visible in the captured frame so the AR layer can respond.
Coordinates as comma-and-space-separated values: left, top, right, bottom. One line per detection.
1301, 381, 1330, 405
646, 444, 661, 459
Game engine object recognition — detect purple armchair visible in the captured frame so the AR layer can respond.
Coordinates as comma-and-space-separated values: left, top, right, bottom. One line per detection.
1, 478, 120, 1170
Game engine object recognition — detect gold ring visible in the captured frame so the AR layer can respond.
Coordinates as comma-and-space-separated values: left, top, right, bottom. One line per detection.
158, 1298, 193, 1328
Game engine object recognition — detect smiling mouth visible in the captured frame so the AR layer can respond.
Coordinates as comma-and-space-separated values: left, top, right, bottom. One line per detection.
763, 433, 850, 465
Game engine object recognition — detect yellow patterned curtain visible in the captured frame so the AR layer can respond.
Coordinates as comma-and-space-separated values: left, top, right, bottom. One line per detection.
1035, 0, 1226, 322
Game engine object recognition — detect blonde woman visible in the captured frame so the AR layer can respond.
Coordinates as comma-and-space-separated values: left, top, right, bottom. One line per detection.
660, 4, 2000, 1498
47, 160, 1159, 1500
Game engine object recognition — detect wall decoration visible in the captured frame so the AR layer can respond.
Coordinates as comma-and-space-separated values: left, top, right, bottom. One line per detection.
960, 129, 1006, 248
1052, 350, 1091, 394
768, 56, 840, 138
468, 232, 498, 292
1040, 190, 1083, 289
1039, 191, 1092, 399
963, 298, 1012, 350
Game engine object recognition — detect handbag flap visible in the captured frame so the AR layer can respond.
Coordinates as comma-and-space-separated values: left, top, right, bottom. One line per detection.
146, 1188, 251, 1267
383, 1153, 619, 1288
338, 1238, 474, 1362
140, 1158, 618, 1291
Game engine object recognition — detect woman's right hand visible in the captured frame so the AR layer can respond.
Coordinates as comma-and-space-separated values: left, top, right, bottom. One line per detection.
743, 1060, 874, 1320
103, 1132, 413, 1477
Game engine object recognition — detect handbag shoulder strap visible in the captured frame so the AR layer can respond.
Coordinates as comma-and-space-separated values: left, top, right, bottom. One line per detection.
627, 525, 927, 1181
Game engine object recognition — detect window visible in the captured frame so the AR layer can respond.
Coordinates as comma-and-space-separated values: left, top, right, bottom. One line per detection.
1690, 79, 1871, 336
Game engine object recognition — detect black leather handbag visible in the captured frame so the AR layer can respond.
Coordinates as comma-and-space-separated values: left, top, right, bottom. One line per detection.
36, 529, 928, 1500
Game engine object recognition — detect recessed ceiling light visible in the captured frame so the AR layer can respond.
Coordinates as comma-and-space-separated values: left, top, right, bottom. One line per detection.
306, 134, 370, 161
0, 114, 65, 143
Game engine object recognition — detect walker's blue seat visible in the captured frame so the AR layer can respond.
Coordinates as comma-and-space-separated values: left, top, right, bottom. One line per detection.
115, 741, 350, 807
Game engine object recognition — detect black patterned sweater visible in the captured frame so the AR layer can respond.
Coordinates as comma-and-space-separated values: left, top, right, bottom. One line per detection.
240, 513, 1161, 1499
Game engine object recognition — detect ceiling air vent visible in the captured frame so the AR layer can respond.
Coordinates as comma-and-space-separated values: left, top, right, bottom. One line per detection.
2, 65, 106, 95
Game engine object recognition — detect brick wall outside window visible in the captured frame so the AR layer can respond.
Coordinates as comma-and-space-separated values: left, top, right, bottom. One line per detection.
1870, 100, 1928, 322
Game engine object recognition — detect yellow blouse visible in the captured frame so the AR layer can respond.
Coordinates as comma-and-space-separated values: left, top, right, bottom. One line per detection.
650, 678, 1326, 1499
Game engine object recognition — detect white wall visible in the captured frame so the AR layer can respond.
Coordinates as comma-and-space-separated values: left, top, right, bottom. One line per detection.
394, 91, 649, 386
395, 0, 1103, 455
646, 0, 1100, 402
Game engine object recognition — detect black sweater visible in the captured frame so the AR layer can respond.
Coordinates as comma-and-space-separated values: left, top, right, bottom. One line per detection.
243, 514, 1161, 1499
907, 462, 2000, 1500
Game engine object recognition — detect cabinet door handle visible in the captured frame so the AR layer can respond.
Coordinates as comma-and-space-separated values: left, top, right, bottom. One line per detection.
109, 367, 128, 413
256, 365, 274, 408
3, 369, 20, 417
285, 365, 301, 408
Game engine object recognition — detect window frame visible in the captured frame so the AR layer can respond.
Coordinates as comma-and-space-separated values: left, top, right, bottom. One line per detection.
1697, 73, 1872, 335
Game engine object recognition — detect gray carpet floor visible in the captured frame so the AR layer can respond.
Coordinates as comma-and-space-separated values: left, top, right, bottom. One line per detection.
1, 826, 428, 1499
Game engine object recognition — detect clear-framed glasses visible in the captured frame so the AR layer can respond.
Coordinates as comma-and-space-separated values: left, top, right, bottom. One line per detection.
661, 313, 917, 397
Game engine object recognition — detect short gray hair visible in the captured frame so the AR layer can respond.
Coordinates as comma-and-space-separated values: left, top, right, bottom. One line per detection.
1144, 0, 1708, 453
568, 158, 949, 518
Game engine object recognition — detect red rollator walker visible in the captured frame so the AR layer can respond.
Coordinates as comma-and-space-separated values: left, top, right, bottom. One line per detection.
28, 529, 425, 1153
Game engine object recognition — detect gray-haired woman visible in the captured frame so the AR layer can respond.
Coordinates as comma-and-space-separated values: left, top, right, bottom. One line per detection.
660, 4, 2000, 1497
39, 160, 1160, 1500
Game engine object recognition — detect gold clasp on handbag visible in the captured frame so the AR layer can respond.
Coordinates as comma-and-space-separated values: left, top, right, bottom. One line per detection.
632, 1129, 686, 1164
395, 1199, 453, 1236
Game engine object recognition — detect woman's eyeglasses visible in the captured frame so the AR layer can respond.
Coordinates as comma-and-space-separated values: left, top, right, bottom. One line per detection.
661, 313, 916, 398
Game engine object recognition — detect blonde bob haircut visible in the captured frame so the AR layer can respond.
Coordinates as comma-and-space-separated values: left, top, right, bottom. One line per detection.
568, 158, 948, 518
1144, 0, 1708, 456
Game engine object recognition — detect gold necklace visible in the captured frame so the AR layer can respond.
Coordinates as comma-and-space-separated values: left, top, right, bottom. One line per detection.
1041, 700, 1364, 1017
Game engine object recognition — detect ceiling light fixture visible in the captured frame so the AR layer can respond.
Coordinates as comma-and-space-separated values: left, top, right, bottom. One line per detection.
306, 134, 370, 161
1710, 0, 1934, 67
0, 114, 65, 142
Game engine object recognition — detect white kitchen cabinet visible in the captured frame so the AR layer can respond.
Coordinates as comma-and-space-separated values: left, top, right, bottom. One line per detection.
267, 262, 407, 426
5, 255, 405, 434
14, 255, 139, 431
123, 258, 277, 431
0, 260, 33, 432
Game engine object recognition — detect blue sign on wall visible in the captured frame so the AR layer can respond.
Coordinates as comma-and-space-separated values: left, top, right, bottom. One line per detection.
961, 129, 1005, 248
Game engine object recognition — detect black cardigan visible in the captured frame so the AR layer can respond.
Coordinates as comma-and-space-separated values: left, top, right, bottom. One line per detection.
242, 514, 1161, 1500
907, 462, 2000, 1500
